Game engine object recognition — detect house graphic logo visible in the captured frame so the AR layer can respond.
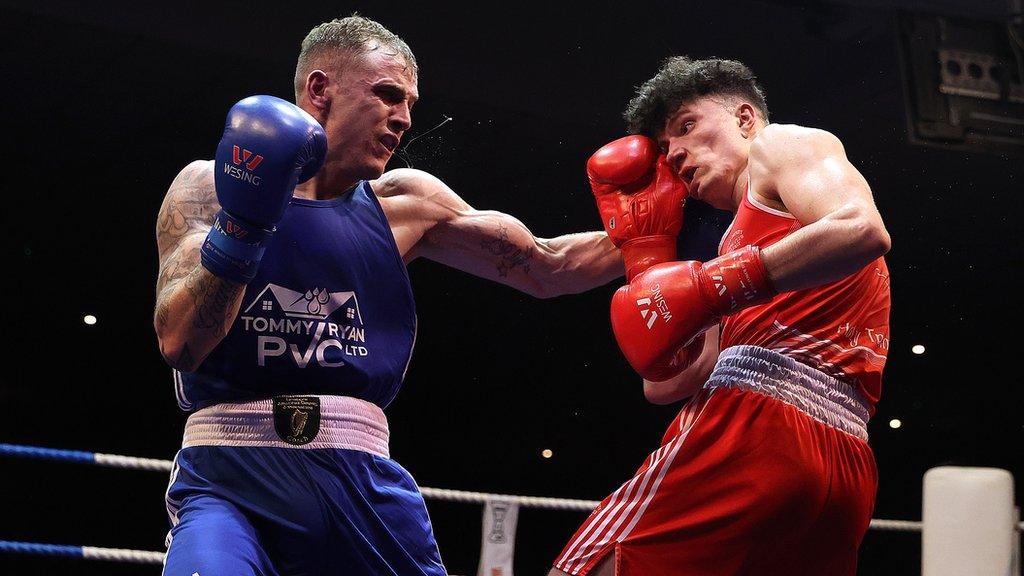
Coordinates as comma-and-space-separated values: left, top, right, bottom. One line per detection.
244, 284, 363, 324
239, 283, 368, 368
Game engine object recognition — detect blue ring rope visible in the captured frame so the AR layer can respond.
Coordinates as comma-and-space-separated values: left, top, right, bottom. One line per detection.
0, 540, 83, 558
0, 443, 95, 464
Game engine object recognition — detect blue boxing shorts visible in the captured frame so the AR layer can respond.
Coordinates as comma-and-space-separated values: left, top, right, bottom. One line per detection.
162, 395, 446, 576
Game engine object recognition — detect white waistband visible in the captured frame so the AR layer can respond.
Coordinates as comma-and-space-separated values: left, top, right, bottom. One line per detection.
183, 395, 390, 458
706, 345, 871, 441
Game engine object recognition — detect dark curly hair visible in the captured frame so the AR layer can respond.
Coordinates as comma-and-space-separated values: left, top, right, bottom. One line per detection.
624, 56, 769, 138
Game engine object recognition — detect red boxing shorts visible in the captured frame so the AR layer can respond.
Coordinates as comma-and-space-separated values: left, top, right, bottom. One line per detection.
554, 345, 877, 576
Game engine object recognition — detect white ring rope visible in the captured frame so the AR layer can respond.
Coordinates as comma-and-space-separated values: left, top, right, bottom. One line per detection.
82, 545, 166, 564
2, 444, 1018, 532
419, 487, 600, 512
94, 453, 174, 472
867, 519, 923, 532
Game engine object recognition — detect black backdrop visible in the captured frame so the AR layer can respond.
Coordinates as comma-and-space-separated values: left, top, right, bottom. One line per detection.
2, 1, 1022, 574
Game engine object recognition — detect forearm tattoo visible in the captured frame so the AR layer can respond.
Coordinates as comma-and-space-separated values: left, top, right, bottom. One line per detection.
183, 268, 244, 331
154, 266, 242, 367
154, 163, 241, 368
154, 248, 201, 331
481, 224, 534, 277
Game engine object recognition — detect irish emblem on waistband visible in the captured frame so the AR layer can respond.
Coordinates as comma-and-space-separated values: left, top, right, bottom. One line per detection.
273, 396, 321, 445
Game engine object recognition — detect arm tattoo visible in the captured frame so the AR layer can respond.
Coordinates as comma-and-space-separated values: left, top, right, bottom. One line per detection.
157, 250, 197, 293
156, 164, 218, 258
154, 260, 242, 331
183, 267, 244, 331
154, 265, 242, 369
154, 239, 203, 331
155, 299, 170, 329
154, 162, 242, 369
157, 199, 204, 246
480, 224, 534, 278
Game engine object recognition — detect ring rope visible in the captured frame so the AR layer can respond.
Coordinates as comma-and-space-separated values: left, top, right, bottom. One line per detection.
0, 540, 164, 564
420, 486, 600, 511
0, 443, 1008, 532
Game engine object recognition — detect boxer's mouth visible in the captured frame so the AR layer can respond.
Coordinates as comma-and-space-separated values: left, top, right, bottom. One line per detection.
380, 134, 399, 153
679, 165, 701, 197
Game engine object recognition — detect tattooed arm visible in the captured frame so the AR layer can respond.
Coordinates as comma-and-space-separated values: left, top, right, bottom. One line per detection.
376, 169, 623, 298
154, 160, 245, 372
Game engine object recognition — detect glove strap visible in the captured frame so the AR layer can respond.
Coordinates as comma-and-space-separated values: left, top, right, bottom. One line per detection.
200, 209, 274, 284
701, 245, 775, 315
621, 236, 677, 282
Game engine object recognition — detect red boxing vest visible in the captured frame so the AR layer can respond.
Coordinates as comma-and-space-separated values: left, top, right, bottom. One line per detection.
718, 187, 891, 411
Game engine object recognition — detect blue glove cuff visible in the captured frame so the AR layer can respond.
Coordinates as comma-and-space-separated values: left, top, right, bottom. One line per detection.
200, 210, 274, 284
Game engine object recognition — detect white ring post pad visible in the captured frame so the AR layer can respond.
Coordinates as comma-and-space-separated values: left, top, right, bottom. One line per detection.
922, 466, 1016, 575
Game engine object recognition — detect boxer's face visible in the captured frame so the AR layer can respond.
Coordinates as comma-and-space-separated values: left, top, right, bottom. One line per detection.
323, 47, 418, 181
660, 96, 754, 211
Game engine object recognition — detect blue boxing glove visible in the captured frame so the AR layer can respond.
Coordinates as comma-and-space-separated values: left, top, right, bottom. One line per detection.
200, 95, 327, 283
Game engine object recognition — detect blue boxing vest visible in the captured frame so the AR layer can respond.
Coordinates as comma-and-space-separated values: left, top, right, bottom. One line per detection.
176, 181, 417, 411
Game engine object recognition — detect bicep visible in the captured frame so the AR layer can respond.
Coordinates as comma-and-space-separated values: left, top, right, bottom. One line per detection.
783, 157, 876, 226
753, 129, 889, 291
156, 161, 218, 292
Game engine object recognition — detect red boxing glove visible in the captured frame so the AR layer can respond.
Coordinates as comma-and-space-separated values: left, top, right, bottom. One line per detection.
610, 245, 776, 380
588, 135, 689, 281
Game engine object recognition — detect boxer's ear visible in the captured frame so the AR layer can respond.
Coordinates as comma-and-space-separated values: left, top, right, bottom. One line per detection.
304, 70, 330, 112
736, 103, 757, 139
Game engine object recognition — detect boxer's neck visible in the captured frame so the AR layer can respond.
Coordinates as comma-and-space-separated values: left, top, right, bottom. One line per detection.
294, 164, 360, 200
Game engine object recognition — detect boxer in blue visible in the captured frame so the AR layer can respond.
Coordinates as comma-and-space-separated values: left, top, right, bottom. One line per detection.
153, 15, 623, 576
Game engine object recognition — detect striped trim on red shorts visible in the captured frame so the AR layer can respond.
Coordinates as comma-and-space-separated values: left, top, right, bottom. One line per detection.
553, 388, 714, 574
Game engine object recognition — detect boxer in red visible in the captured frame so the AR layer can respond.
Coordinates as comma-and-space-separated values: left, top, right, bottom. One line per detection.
551, 56, 891, 576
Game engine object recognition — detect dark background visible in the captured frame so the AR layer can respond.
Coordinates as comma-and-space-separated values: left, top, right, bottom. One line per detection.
2, 1, 1022, 574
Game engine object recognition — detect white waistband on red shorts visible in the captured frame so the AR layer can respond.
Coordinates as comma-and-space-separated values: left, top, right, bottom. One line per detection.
706, 345, 870, 441
182, 395, 390, 458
